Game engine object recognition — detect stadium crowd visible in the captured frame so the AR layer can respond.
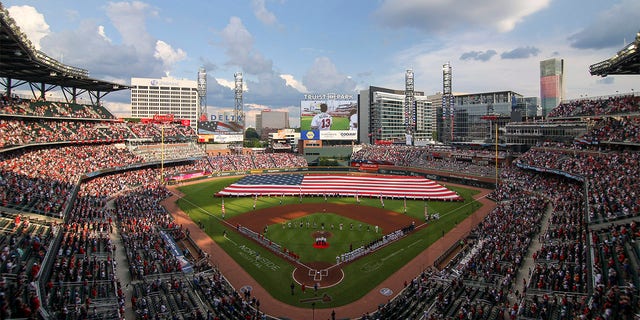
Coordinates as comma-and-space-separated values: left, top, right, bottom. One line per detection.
1, 92, 640, 319
351, 144, 502, 178
547, 94, 640, 118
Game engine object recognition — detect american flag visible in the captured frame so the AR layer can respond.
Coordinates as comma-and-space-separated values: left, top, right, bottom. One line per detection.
217, 174, 461, 200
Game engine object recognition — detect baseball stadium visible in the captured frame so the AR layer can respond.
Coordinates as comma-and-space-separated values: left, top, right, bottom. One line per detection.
2, 3, 640, 320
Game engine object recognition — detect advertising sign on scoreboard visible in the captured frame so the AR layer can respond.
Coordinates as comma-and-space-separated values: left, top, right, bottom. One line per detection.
197, 111, 244, 143
300, 93, 358, 140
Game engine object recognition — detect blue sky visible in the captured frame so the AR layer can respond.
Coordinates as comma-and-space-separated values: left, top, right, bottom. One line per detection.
4, 0, 640, 127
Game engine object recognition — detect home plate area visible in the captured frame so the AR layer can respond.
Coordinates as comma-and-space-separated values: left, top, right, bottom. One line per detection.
293, 261, 344, 289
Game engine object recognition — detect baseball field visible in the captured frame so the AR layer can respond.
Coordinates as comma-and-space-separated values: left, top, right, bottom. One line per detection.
175, 176, 483, 309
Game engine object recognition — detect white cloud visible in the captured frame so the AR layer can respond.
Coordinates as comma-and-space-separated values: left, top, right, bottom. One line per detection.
216, 78, 235, 89
154, 40, 187, 74
218, 17, 273, 74
105, 1, 156, 55
7, 5, 50, 50
97, 25, 111, 43
280, 74, 308, 92
302, 57, 357, 93
251, 0, 278, 26
373, 0, 550, 34
211, 17, 302, 108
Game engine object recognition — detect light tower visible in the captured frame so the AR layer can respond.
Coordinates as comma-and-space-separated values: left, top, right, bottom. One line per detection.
404, 69, 415, 145
234, 72, 244, 133
197, 67, 207, 121
442, 62, 453, 143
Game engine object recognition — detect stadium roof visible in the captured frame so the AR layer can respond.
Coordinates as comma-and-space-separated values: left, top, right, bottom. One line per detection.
589, 31, 640, 76
0, 3, 129, 94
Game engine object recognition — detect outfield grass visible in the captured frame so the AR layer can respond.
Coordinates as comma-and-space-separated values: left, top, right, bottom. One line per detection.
176, 177, 482, 308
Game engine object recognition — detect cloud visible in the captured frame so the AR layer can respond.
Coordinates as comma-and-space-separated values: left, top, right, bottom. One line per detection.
302, 57, 357, 93
154, 40, 187, 75
373, 0, 550, 34
12, 1, 190, 85
501, 46, 540, 59
568, 0, 640, 49
280, 74, 308, 92
105, 1, 157, 55
7, 5, 50, 50
97, 25, 112, 43
244, 73, 302, 105
218, 17, 273, 75
207, 16, 304, 110
459, 50, 497, 62
251, 0, 278, 26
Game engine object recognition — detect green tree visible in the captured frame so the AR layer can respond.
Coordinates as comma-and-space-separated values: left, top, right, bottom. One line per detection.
245, 127, 259, 140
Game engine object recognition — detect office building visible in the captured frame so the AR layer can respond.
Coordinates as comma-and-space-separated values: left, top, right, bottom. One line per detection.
256, 109, 290, 135
359, 86, 435, 145
130, 76, 199, 131
540, 58, 565, 117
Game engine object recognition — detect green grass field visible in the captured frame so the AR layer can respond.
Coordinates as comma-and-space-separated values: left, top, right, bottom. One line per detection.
176, 177, 483, 308
300, 115, 350, 131
267, 213, 382, 263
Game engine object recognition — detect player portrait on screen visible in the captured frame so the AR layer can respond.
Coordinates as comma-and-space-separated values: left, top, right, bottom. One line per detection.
349, 109, 358, 130
310, 103, 333, 130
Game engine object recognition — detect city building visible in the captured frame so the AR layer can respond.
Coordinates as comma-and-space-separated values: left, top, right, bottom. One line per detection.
256, 109, 290, 135
540, 58, 565, 117
451, 90, 523, 144
505, 120, 588, 148
268, 128, 299, 152
130, 76, 199, 130
359, 86, 435, 145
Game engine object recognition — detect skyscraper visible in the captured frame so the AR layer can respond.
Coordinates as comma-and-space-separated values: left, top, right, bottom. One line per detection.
540, 58, 564, 117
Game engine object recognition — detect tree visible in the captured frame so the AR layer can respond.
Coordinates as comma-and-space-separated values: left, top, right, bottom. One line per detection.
245, 127, 259, 140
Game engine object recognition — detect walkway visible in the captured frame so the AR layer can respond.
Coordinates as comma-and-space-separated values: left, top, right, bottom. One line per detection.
509, 204, 554, 304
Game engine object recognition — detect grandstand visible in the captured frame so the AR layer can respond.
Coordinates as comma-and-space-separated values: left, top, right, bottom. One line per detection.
2, 2, 640, 319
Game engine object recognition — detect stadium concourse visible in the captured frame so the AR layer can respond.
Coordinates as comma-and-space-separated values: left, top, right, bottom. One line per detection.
2, 93, 640, 320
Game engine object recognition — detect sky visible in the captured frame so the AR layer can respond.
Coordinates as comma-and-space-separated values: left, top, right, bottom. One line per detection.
4, 0, 640, 127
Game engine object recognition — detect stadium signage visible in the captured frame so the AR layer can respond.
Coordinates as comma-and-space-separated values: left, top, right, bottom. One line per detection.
153, 114, 175, 122
210, 114, 243, 122
238, 245, 280, 271
303, 93, 355, 100
300, 130, 357, 140
150, 79, 180, 86
320, 130, 357, 140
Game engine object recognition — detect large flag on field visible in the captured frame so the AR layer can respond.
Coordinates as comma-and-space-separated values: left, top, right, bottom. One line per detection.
217, 174, 461, 200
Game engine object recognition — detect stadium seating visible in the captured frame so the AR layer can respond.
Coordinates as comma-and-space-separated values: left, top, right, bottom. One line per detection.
1, 94, 639, 319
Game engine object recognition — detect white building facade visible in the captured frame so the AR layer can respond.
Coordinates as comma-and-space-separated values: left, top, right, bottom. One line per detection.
130, 77, 199, 130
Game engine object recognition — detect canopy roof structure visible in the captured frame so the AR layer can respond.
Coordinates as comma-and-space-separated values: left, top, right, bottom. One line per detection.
590, 32, 640, 76
0, 3, 129, 103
